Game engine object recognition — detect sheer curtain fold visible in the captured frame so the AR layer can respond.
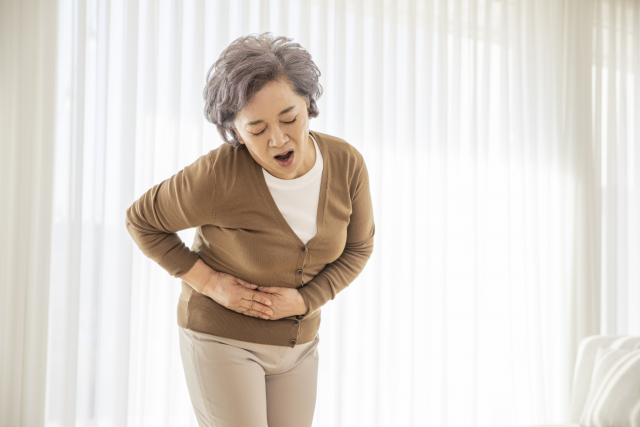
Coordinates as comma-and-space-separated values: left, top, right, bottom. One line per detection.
0, 1, 58, 427
2, 0, 639, 426
597, 0, 640, 336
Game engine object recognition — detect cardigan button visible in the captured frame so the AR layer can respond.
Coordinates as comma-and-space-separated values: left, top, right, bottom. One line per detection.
301, 246, 307, 252
294, 320, 299, 326
296, 269, 303, 274
290, 339, 297, 345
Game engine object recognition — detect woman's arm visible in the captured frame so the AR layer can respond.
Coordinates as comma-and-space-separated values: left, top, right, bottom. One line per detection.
295, 155, 376, 320
179, 258, 217, 294
125, 152, 217, 278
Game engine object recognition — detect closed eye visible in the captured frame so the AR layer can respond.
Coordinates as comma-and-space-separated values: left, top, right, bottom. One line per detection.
250, 117, 297, 136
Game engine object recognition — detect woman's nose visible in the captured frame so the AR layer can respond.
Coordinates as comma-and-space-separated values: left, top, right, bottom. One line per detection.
269, 125, 288, 145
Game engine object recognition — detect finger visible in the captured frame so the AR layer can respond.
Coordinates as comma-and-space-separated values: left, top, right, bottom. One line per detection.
255, 310, 270, 320
244, 288, 272, 307
244, 298, 273, 316
253, 309, 270, 320
237, 278, 258, 289
257, 286, 270, 292
238, 307, 270, 320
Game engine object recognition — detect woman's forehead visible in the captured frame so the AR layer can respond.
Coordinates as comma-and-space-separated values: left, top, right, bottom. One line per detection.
240, 83, 303, 125
243, 105, 296, 126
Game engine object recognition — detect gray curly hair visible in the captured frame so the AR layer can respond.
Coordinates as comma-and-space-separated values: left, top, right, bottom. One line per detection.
203, 32, 323, 148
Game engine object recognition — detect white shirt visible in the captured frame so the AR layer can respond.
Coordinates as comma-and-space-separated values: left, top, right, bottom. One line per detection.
262, 133, 323, 245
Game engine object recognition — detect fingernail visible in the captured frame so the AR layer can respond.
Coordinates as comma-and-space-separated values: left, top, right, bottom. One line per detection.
266, 300, 271, 305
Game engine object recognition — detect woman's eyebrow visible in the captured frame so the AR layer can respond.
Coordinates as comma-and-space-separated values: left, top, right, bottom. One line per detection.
246, 105, 295, 126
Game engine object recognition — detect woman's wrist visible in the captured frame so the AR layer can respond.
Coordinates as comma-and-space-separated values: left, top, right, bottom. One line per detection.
179, 258, 217, 294
297, 291, 309, 316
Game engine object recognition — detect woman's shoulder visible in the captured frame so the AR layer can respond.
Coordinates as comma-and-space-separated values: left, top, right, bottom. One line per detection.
310, 130, 365, 166
204, 141, 254, 173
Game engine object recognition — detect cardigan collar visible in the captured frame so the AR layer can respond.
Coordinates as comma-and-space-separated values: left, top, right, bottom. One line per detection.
248, 130, 329, 249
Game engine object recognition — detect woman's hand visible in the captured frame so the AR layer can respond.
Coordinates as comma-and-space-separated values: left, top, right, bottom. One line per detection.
201, 271, 274, 320
256, 286, 308, 321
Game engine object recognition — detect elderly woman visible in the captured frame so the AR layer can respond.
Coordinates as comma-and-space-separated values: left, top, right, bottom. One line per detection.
125, 32, 375, 427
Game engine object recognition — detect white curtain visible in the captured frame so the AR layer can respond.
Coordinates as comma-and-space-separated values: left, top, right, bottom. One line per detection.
0, 0, 58, 426
1, 0, 639, 426
595, 0, 640, 336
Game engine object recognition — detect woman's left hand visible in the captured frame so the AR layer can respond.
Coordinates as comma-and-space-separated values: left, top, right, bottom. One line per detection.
255, 286, 307, 320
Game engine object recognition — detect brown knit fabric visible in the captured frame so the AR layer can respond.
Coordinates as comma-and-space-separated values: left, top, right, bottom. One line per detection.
125, 130, 375, 347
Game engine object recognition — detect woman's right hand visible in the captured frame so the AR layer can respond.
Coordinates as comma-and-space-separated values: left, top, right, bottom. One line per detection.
201, 271, 274, 320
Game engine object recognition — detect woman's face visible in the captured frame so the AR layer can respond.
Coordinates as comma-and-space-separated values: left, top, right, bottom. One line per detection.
233, 79, 315, 180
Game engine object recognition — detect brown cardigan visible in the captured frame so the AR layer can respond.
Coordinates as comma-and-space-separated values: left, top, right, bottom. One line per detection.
125, 130, 375, 347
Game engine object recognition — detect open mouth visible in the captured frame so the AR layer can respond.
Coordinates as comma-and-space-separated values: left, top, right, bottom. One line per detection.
274, 150, 293, 161
274, 149, 294, 166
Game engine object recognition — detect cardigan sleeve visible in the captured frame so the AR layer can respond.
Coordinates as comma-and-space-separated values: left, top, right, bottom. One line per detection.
125, 152, 216, 278
295, 156, 376, 320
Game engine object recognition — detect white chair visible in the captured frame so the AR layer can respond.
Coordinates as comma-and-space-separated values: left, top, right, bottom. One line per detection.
514, 335, 640, 427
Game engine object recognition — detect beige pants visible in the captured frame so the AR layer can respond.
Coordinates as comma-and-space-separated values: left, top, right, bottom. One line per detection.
178, 327, 320, 427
